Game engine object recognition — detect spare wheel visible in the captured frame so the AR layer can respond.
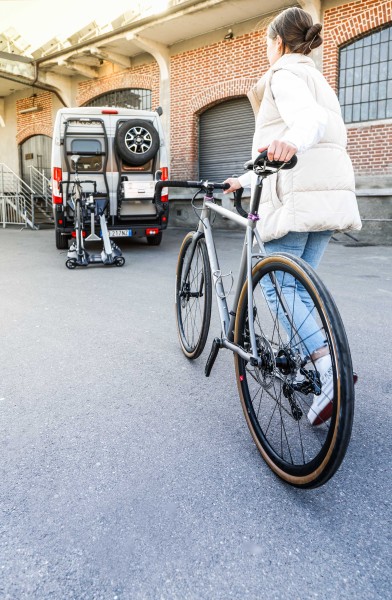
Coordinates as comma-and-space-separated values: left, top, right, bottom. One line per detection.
116, 119, 160, 166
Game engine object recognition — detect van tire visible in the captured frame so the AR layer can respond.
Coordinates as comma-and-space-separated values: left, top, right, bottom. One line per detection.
116, 119, 160, 166
147, 232, 162, 246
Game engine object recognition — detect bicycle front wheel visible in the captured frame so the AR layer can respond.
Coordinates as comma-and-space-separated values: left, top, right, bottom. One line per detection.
175, 232, 212, 359
234, 253, 354, 489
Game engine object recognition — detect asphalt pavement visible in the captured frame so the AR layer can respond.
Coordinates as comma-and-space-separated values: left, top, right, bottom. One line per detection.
0, 227, 391, 600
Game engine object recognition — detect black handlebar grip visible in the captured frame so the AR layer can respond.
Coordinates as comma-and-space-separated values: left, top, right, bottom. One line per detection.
255, 150, 298, 170
234, 187, 248, 218
155, 180, 201, 191
154, 180, 230, 208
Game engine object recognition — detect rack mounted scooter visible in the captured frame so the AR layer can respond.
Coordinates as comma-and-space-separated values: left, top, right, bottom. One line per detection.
65, 155, 125, 269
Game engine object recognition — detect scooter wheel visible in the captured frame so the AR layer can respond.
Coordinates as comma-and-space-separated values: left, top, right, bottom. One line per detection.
66, 259, 77, 270
114, 257, 125, 267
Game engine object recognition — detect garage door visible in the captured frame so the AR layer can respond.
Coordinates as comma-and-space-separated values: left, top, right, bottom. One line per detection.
199, 97, 254, 181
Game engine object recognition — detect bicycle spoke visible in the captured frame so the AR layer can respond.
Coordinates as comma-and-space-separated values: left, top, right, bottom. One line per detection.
176, 236, 211, 358
234, 253, 351, 486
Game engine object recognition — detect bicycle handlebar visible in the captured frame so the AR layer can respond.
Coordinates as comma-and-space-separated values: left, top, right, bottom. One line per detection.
155, 180, 230, 192
154, 179, 229, 215
154, 150, 298, 215
234, 187, 248, 218
246, 149, 298, 171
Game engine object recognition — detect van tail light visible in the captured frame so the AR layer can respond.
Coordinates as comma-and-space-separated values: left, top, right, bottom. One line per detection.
161, 166, 168, 202
71, 230, 86, 238
146, 228, 159, 236
52, 167, 63, 204
101, 109, 118, 114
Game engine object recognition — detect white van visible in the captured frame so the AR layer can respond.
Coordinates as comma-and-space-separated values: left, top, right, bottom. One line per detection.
51, 106, 169, 249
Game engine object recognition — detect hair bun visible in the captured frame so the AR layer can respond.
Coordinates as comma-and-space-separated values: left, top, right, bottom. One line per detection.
305, 23, 323, 42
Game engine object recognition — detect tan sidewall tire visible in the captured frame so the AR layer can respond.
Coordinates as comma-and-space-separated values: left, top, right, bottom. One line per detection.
234, 255, 343, 488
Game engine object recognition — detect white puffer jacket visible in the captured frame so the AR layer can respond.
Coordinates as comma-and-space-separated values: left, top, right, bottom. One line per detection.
243, 54, 362, 243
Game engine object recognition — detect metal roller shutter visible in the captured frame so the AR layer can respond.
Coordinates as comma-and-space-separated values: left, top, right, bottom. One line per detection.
199, 97, 254, 181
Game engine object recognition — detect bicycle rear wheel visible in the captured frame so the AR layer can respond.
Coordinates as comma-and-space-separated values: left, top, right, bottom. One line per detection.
175, 232, 212, 359
234, 253, 354, 488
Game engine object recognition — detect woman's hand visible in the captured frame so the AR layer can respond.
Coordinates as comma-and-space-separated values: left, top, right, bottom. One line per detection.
223, 177, 242, 194
259, 141, 297, 163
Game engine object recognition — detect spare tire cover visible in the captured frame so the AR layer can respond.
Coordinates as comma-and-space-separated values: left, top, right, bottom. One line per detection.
115, 119, 160, 166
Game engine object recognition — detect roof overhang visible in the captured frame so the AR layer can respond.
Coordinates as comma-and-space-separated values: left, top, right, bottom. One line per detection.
0, 0, 295, 98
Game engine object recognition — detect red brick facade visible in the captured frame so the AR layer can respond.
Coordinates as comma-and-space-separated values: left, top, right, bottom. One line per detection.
323, 0, 392, 176
76, 63, 160, 107
16, 92, 53, 144
170, 31, 268, 178
14, 1, 391, 180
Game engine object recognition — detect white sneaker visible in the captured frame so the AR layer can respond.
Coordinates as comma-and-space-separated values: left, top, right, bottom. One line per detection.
307, 354, 334, 426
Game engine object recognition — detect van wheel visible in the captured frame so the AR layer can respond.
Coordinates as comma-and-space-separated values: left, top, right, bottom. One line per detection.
56, 229, 69, 249
147, 232, 162, 246
116, 119, 160, 166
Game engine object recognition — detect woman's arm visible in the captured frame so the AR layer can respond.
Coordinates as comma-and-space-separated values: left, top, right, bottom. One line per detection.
270, 69, 328, 154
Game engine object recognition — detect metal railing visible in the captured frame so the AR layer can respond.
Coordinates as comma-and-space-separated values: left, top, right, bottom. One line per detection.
28, 165, 53, 212
0, 163, 35, 229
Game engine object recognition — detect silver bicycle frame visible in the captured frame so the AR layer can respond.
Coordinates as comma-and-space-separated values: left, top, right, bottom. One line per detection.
202, 203, 265, 363
182, 175, 303, 365
180, 177, 266, 365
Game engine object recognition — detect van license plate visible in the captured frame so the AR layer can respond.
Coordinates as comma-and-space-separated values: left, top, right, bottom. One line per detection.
109, 229, 132, 237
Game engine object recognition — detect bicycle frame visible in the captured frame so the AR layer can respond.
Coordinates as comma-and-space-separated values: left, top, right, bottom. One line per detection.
181, 174, 303, 366
180, 177, 265, 365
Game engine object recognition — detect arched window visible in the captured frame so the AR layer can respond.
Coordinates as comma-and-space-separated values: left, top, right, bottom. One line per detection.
339, 24, 392, 123
84, 89, 152, 110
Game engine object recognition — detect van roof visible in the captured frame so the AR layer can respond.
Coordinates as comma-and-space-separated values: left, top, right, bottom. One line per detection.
57, 106, 157, 117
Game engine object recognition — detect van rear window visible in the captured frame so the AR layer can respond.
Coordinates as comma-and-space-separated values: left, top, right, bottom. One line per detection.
71, 139, 102, 154
70, 138, 103, 172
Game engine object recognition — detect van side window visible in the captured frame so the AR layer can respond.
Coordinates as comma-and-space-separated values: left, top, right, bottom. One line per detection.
70, 138, 103, 172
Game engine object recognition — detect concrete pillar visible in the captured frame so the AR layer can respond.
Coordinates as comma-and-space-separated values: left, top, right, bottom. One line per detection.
298, 0, 323, 70
126, 33, 171, 164
0, 98, 5, 127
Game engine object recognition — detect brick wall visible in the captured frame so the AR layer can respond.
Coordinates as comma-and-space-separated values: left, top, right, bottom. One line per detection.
323, 0, 392, 176
13, 1, 391, 182
76, 63, 160, 107
347, 122, 392, 177
16, 92, 53, 144
170, 30, 268, 179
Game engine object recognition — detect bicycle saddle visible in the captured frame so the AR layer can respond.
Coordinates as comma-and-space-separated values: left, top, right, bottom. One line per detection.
244, 150, 297, 174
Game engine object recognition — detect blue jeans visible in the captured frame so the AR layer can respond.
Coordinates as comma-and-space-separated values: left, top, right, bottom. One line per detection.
261, 231, 332, 357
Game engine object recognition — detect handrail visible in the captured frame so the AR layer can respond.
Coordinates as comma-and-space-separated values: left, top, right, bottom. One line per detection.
28, 165, 53, 213
0, 163, 35, 228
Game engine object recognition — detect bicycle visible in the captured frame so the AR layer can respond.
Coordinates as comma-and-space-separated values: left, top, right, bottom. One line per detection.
155, 151, 355, 489
64, 155, 125, 269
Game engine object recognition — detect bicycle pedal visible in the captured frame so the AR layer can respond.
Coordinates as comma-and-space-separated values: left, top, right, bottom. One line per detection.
205, 338, 222, 377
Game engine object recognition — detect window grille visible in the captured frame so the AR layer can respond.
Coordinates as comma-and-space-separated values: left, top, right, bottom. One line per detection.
84, 89, 152, 110
339, 25, 392, 123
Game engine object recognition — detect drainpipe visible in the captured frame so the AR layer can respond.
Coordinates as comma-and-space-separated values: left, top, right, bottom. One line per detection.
0, 70, 69, 106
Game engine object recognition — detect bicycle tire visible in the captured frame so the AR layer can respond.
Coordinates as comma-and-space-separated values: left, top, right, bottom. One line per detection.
175, 232, 212, 359
234, 253, 354, 488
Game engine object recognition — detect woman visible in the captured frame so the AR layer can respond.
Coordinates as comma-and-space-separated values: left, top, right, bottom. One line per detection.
224, 7, 362, 426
